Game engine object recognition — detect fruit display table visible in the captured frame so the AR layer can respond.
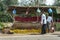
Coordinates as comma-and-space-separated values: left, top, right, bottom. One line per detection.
10, 22, 48, 34
2, 22, 49, 34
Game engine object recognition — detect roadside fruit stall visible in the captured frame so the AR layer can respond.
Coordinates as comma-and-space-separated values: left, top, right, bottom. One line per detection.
4, 6, 56, 34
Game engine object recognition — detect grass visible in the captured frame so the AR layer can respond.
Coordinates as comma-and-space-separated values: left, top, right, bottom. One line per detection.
56, 22, 60, 31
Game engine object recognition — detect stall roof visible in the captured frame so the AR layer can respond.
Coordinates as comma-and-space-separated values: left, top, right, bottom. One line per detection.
8, 5, 56, 14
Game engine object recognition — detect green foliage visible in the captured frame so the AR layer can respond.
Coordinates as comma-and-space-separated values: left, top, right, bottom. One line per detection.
53, 8, 57, 18
2, 0, 17, 6
0, 22, 4, 29
0, 2, 4, 11
29, 13, 36, 17
2, 0, 11, 6
0, 0, 18, 12
0, 12, 13, 22
18, 13, 36, 17
56, 23, 60, 31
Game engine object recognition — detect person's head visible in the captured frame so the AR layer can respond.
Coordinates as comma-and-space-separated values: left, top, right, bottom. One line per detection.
45, 12, 48, 17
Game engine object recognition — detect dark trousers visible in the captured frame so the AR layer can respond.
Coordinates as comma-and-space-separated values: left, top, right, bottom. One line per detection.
41, 24, 47, 34
47, 22, 50, 32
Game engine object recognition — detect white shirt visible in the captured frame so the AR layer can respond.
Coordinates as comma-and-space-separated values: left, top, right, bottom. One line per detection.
47, 16, 53, 23
41, 14, 47, 24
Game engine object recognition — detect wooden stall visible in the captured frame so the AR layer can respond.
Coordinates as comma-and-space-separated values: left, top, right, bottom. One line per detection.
7, 6, 56, 34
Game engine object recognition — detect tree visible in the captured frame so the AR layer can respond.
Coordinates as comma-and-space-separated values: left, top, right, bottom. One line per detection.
0, 2, 4, 11
2, 0, 18, 6
0, 0, 17, 22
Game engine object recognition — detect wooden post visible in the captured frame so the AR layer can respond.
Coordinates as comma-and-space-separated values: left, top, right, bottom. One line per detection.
36, 12, 39, 22
52, 12, 53, 24
37, 0, 39, 22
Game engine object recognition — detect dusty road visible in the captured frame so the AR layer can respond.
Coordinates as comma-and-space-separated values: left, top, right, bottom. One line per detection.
0, 33, 60, 40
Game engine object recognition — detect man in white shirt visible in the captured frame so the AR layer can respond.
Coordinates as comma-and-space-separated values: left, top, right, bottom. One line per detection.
47, 14, 53, 32
41, 12, 47, 34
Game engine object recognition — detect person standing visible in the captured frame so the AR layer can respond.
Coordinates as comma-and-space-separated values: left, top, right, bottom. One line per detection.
41, 11, 47, 34
47, 14, 53, 32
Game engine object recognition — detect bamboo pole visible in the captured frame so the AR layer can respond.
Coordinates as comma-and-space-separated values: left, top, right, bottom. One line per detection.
37, 0, 39, 22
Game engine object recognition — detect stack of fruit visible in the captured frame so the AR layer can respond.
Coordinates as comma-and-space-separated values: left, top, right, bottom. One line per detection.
10, 29, 41, 34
